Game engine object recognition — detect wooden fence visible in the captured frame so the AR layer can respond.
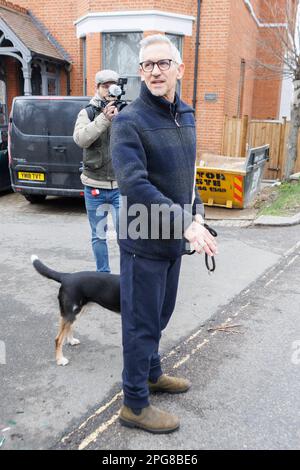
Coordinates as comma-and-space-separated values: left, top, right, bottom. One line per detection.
221, 115, 300, 180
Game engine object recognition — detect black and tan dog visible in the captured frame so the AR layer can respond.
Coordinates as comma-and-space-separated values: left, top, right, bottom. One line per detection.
31, 255, 120, 366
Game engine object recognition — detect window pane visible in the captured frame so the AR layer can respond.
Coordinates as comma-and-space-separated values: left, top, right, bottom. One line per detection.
13, 100, 87, 136
31, 65, 42, 96
103, 32, 142, 101
14, 100, 48, 135
166, 34, 183, 56
166, 34, 183, 96
48, 78, 56, 95
46, 63, 56, 74
122, 77, 141, 102
48, 101, 88, 136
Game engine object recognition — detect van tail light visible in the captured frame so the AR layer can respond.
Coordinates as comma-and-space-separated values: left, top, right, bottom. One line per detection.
8, 121, 12, 166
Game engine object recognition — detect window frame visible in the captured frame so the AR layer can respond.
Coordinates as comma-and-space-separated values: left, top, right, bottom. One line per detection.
102, 31, 143, 102
165, 33, 183, 97
165, 33, 183, 57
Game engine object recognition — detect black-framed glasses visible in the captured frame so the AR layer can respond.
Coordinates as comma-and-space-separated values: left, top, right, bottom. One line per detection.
139, 59, 175, 72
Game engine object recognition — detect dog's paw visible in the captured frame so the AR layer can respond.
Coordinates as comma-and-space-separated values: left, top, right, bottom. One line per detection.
57, 357, 69, 366
68, 338, 80, 346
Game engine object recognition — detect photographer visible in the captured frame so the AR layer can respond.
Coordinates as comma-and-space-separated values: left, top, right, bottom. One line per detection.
73, 70, 120, 272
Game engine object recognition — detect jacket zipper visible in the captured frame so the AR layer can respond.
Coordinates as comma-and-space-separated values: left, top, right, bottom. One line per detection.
174, 112, 180, 127
170, 108, 180, 127
171, 109, 195, 206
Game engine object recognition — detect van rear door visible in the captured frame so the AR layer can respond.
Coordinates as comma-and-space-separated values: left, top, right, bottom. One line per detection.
47, 99, 87, 190
10, 97, 89, 197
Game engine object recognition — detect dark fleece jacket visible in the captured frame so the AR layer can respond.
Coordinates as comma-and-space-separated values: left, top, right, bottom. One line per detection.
111, 81, 204, 260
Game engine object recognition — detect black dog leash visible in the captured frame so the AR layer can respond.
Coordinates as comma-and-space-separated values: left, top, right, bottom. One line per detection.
186, 223, 218, 273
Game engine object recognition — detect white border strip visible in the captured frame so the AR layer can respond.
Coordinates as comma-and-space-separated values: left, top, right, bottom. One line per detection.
74, 10, 195, 38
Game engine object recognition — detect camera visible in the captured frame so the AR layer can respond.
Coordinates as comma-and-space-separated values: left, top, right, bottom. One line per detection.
101, 78, 128, 112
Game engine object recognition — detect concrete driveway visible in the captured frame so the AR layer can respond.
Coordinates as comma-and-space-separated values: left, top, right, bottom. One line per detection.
0, 192, 299, 449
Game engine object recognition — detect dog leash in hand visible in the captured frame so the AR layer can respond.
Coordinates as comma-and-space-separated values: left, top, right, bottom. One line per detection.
187, 223, 218, 273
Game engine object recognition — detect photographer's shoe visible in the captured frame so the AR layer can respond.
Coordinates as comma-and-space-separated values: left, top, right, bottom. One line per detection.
119, 405, 179, 434
148, 374, 191, 394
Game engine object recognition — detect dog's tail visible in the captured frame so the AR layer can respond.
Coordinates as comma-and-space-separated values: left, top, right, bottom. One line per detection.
31, 255, 65, 283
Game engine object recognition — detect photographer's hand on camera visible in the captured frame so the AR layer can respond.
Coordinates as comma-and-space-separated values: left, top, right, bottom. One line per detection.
103, 101, 119, 122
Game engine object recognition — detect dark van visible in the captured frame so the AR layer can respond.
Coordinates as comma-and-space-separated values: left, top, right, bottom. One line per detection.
9, 96, 90, 203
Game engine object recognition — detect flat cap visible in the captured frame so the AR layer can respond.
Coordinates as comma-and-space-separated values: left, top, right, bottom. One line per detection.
95, 69, 119, 85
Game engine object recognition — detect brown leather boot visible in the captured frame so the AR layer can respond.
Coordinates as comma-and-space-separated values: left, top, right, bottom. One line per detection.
148, 374, 191, 394
119, 405, 180, 434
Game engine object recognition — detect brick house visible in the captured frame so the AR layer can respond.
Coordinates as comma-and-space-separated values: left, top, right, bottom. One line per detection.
0, 0, 296, 155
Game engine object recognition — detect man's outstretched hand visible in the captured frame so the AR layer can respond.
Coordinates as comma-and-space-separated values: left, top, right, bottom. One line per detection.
184, 220, 218, 256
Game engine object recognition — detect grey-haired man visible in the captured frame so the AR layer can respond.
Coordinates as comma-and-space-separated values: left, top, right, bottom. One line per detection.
112, 35, 218, 433
73, 70, 120, 272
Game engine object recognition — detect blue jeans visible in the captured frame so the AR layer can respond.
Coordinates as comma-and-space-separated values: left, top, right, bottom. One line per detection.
84, 186, 120, 272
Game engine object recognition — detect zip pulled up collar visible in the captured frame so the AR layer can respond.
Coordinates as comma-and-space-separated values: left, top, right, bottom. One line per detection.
139, 81, 194, 116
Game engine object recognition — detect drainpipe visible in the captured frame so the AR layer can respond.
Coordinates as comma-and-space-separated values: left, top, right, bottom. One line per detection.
67, 70, 71, 96
65, 63, 72, 96
192, 0, 202, 112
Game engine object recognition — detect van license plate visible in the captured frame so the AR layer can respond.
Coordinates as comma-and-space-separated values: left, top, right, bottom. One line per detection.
18, 172, 45, 181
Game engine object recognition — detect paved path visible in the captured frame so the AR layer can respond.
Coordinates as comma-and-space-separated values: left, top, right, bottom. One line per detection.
57, 240, 300, 450
0, 192, 299, 449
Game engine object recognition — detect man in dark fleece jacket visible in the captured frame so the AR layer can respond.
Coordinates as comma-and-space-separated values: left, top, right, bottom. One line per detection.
111, 34, 218, 434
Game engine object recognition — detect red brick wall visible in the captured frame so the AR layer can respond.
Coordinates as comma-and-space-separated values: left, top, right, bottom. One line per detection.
86, 33, 102, 96
252, 0, 290, 119
193, 0, 231, 155
0, 0, 26, 14
252, 28, 283, 119
76, 0, 90, 17
3, 0, 291, 154
59, 67, 68, 96
15, 0, 82, 95
5, 57, 21, 111
225, 0, 258, 120
87, 0, 195, 15
14, 0, 197, 96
